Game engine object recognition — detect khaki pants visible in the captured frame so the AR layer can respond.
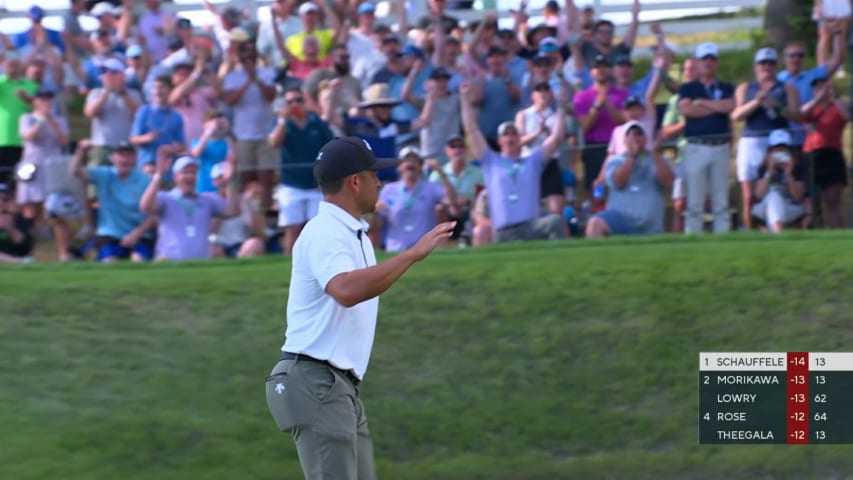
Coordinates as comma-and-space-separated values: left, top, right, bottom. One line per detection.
684, 142, 731, 234
266, 357, 376, 480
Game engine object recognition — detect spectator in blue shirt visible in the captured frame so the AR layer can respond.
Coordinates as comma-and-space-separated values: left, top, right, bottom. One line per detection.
191, 111, 234, 193
268, 88, 334, 255
130, 76, 186, 174
12, 6, 65, 54
70, 140, 156, 262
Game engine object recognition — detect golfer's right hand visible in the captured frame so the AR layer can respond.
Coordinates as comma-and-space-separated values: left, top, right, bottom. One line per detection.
409, 221, 456, 261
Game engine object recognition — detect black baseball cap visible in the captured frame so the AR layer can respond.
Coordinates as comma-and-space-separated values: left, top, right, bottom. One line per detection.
34, 87, 55, 99
115, 141, 135, 153
0, 183, 10, 195
614, 54, 633, 66
314, 137, 398, 184
593, 54, 612, 67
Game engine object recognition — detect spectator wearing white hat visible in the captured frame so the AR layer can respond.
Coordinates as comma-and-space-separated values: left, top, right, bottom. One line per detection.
586, 121, 674, 238
84, 58, 142, 167
138, 0, 177, 62
89, 1, 132, 52
460, 81, 566, 243
268, 87, 334, 255
140, 146, 241, 261
223, 41, 277, 211
286, 1, 337, 62
373, 146, 459, 252
82, 30, 126, 90
751, 129, 809, 233
731, 47, 801, 230
209, 163, 266, 259
677, 42, 735, 234
70, 140, 155, 262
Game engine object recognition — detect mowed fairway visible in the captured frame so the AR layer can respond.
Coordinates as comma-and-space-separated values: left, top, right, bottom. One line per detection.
3, 233, 853, 480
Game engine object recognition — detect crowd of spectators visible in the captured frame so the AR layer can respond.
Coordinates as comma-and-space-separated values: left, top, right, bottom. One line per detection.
0, 0, 851, 264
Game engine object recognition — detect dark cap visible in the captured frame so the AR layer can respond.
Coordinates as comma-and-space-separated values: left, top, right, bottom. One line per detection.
592, 54, 612, 67
533, 81, 551, 91
0, 183, 10, 195
544, 0, 560, 11
614, 54, 633, 66
487, 45, 507, 57
34, 87, 55, 99
176, 18, 192, 29
168, 36, 184, 51
115, 141, 135, 153
429, 67, 452, 79
623, 95, 644, 108
313, 137, 398, 184
532, 52, 553, 65
445, 134, 464, 145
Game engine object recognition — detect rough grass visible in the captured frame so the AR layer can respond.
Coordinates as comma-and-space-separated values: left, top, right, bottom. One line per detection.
3, 233, 853, 479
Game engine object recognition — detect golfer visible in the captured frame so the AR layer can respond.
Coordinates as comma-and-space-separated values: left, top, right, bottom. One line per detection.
265, 136, 455, 479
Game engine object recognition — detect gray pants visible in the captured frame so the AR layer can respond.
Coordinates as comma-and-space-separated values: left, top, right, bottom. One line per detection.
684, 142, 731, 234
266, 358, 376, 480
493, 214, 566, 243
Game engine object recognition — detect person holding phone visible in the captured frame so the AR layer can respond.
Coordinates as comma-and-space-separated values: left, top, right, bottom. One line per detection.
268, 87, 334, 255
751, 129, 809, 233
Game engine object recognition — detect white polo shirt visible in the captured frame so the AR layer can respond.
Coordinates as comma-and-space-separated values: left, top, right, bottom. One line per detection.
281, 201, 378, 380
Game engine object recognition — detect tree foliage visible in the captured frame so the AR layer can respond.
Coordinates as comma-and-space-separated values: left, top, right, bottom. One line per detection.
764, 0, 817, 51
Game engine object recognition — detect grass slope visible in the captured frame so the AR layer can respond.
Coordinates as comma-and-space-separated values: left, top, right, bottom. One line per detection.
3, 233, 853, 479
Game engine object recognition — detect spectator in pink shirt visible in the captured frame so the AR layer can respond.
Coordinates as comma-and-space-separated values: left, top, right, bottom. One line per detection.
574, 54, 628, 197
169, 56, 220, 143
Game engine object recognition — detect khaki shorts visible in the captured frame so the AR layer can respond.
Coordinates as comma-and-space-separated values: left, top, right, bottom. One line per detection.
236, 139, 277, 174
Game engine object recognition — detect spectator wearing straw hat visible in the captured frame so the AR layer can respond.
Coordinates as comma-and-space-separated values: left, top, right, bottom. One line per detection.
268, 87, 334, 255
373, 146, 459, 252
731, 47, 801, 230
338, 83, 435, 182
70, 140, 155, 263
678, 42, 735, 234
140, 147, 241, 261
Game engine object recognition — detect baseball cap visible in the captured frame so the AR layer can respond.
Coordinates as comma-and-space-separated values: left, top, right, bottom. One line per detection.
402, 45, 425, 59
90, 2, 114, 17
623, 95, 644, 108
172, 156, 199, 174
210, 162, 226, 180
29, 5, 45, 20
497, 121, 518, 136
592, 54, 612, 67
176, 18, 193, 29
0, 183, 10, 195
34, 87, 55, 99
532, 52, 553, 65
429, 67, 452, 79
768, 129, 791, 148
102, 58, 125, 73
614, 54, 633, 66
358, 2, 376, 14
298, 2, 319, 15
544, 0, 560, 11
115, 141, 135, 153
695, 42, 719, 59
623, 120, 646, 136
125, 45, 143, 58
313, 137, 398, 184
446, 134, 464, 146
539, 36, 559, 52
398, 145, 422, 161
754, 47, 778, 64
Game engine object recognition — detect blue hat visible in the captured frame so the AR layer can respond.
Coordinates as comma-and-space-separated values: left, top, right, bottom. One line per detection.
126, 45, 143, 58
402, 45, 425, 59
29, 5, 45, 20
357, 2, 376, 14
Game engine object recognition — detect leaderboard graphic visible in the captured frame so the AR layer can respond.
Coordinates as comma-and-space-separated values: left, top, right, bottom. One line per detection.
699, 352, 853, 444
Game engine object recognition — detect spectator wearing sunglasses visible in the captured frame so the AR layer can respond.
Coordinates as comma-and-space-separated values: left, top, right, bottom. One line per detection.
579, 1, 640, 67
429, 135, 485, 239
731, 47, 801, 230
268, 88, 334, 255
82, 29, 126, 90
777, 24, 845, 153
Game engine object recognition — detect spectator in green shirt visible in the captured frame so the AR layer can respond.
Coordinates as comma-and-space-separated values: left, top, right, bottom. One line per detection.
0, 53, 38, 186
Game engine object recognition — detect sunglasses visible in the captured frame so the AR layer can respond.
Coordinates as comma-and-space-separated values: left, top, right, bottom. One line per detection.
596, 28, 614, 34
758, 60, 777, 66
286, 97, 304, 104
785, 52, 806, 58
448, 142, 465, 149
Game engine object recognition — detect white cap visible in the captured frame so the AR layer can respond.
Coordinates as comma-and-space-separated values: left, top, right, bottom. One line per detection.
754, 47, 778, 64
768, 129, 791, 148
694, 42, 719, 59
398, 145, 421, 161
623, 120, 646, 136
298, 2, 319, 15
210, 162, 225, 180
91, 2, 115, 17
172, 156, 199, 174
497, 121, 518, 136
102, 57, 126, 72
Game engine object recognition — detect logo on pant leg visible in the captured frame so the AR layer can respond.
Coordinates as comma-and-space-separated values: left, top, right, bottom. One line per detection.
275, 383, 286, 394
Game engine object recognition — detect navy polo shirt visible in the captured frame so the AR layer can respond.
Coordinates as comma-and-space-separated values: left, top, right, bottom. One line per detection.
279, 113, 334, 190
678, 79, 735, 139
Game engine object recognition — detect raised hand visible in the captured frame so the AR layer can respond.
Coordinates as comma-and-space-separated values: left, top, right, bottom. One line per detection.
408, 221, 457, 261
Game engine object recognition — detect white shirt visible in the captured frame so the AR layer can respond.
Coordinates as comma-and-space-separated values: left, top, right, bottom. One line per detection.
282, 201, 378, 380
222, 67, 276, 140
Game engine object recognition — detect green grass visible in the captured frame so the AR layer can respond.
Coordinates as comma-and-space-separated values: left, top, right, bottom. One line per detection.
4, 233, 853, 479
